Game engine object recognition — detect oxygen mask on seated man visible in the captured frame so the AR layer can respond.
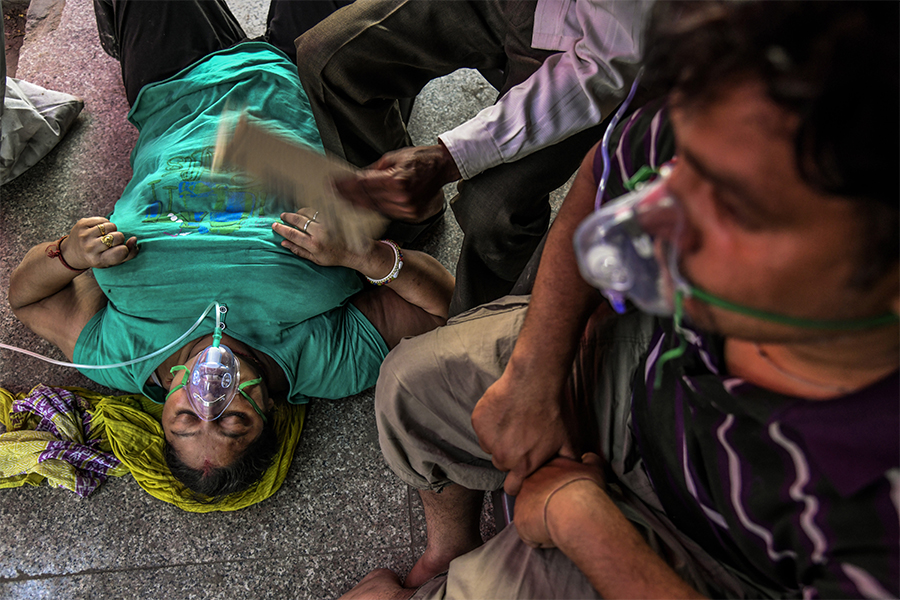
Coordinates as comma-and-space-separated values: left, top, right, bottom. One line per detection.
574, 163, 685, 316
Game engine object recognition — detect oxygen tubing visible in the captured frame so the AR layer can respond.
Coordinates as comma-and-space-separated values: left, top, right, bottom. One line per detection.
0, 302, 222, 370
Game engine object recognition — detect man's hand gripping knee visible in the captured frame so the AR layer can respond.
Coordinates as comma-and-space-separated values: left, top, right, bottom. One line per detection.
472, 356, 578, 497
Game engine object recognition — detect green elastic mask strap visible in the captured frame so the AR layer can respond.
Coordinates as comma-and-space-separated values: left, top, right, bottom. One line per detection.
238, 377, 267, 424
686, 285, 899, 331
165, 368, 266, 424
652, 284, 899, 390
623, 165, 660, 191
165, 365, 189, 400
654, 288, 689, 390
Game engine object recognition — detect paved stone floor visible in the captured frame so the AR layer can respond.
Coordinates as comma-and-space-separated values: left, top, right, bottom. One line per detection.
0, 1, 570, 597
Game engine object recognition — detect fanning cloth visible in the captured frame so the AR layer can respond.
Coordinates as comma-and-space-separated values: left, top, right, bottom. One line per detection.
0, 385, 305, 511
0, 385, 128, 496
212, 112, 386, 253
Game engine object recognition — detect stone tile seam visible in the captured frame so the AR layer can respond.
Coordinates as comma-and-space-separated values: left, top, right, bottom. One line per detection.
0, 544, 424, 583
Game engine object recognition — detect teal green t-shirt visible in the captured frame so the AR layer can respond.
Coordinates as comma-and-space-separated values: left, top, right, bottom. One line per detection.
73, 42, 388, 403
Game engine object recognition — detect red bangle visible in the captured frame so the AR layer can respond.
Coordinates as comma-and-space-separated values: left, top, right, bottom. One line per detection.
46, 235, 87, 273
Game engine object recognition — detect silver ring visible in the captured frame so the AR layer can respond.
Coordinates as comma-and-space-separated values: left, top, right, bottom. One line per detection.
312, 210, 319, 222
302, 219, 312, 233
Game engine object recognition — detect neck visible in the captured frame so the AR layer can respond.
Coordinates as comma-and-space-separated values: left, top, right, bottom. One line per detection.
726, 325, 899, 399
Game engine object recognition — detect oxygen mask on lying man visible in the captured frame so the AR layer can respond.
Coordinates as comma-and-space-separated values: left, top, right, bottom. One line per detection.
166, 328, 266, 422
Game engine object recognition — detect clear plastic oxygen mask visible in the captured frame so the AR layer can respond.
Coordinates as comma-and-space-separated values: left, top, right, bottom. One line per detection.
165, 321, 266, 422
574, 164, 686, 316
185, 344, 242, 421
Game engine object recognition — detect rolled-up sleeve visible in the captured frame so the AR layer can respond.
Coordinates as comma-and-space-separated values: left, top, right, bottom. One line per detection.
440, 0, 652, 180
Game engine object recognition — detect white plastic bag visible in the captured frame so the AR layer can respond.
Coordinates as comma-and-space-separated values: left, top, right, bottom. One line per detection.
1, 76, 84, 185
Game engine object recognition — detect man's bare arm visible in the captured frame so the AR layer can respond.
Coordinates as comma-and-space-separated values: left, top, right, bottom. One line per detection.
9, 217, 138, 359
516, 456, 706, 600
471, 144, 609, 495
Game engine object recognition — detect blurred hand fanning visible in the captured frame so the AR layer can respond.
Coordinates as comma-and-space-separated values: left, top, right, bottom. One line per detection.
333, 144, 459, 222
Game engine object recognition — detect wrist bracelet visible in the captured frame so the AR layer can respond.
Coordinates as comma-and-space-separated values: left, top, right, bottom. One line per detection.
46, 235, 87, 273
542, 477, 597, 542
366, 239, 404, 286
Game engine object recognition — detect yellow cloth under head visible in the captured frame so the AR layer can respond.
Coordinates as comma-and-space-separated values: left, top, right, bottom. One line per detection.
1, 386, 305, 512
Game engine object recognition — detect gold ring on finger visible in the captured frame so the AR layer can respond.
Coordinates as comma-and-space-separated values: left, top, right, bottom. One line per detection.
98, 223, 107, 236
101, 233, 114, 248
302, 219, 312, 233
312, 210, 319, 222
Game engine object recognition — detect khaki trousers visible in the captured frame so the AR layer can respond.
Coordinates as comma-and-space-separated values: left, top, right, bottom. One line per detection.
376, 295, 754, 599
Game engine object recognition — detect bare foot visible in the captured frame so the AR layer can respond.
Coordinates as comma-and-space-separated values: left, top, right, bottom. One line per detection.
340, 569, 416, 600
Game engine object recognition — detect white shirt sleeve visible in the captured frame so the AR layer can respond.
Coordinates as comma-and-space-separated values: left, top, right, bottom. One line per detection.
439, 0, 653, 180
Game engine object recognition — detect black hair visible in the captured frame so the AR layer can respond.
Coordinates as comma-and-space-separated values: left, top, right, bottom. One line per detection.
164, 416, 279, 502
642, 1, 899, 285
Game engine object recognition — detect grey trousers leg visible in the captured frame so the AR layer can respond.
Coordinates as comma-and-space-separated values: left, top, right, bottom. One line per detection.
296, 0, 518, 167
414, 525, 602, 600
448, 121, 606, 316
376, 296, 530, 492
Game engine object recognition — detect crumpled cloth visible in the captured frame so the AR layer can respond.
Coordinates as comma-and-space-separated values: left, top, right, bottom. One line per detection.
1, 77, 84, 185
0, 385, 306, 512
0, 385, 128, 496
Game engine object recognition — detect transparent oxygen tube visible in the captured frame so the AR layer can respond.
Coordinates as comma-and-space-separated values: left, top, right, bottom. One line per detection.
0, 302, 226, 370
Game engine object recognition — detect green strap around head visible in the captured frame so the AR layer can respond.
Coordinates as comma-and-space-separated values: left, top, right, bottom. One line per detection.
238, 378, 266, 424
654, 289, 689, 390
165, 365, 189, 400
686, 285, 899, 331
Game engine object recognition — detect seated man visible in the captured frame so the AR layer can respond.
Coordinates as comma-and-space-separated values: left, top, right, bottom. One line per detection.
295, 0, 650, 315
7, 0, 454, 500
343, 1, 899, 597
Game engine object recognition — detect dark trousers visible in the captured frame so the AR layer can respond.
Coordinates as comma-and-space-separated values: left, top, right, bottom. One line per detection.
294, 0, 605, 315
92, 0, 349, 106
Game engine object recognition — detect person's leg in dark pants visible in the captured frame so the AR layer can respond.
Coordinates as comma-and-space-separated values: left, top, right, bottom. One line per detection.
449, 122, 605, 316
92, 0, 246, 106
295, 0, 511, 167
264, 0, 353, 60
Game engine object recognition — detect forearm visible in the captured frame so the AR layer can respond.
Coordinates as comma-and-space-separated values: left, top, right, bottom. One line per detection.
9, 237, 85, 311
548, 482, 706, 600
355, 241, 454, 320
383, 249, 454, 320
8, 234, 107, 359
470, 150, 607, 491
506, 149, 605, 384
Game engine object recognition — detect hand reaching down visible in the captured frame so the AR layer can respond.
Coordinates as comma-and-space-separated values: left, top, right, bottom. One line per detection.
332, 144, 459, 222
